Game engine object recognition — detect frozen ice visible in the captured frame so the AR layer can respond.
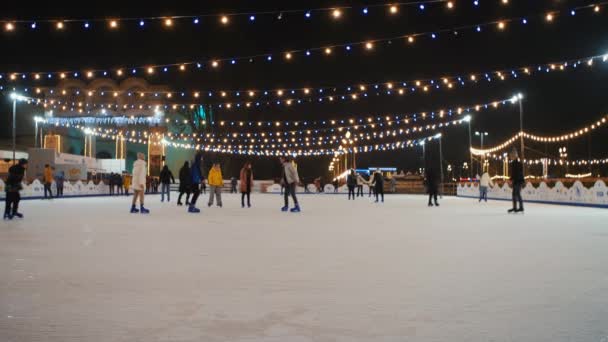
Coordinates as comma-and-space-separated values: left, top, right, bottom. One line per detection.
1, 194, 608, 341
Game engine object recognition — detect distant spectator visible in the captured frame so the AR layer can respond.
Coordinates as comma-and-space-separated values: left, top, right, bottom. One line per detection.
43, 164, 54, 199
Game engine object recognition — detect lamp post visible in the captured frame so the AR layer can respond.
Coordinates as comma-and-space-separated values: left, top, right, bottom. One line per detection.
463, 115, 473, 179
475, 131, 488, 174
435, 133, 444, 197
9, 93, 27, 164
515, 93, 525, 161
34, 116, 45, 148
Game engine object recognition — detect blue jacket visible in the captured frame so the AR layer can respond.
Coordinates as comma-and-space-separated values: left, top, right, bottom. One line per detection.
190, 154, 203, 184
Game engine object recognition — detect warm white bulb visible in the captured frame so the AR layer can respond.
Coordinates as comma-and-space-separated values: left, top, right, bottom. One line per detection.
390, 5, 398, 14
212, 61, 219, 68
324, 48, 332, 55
285, 52, 292, 60
498, 21, 505, 30
221, 16, 229, 24
56, 21, 64, 30
332, 9, 342, 18
164, 18, 173, 27
365, 42, 373, 50
407, 36, 415, 43
5, 22, 15, 31
447, 1, 454, 9
546, 13, 554, 21
109, 20, 118, 28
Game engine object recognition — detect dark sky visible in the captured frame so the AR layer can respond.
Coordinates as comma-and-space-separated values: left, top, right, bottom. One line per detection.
1, 0, 607, 179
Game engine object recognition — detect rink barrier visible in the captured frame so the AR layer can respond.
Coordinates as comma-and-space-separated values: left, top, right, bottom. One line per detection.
457, 180, 608, 208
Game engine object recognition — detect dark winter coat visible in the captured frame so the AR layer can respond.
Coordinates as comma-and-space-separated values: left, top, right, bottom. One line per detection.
159, 167, 175, 184
424, 168, 439, 193
179, 162, 191, 192
346, 174, 357, 187
5, 164, 26, 192
372, 172, 384, 190
510, 160, 525, 185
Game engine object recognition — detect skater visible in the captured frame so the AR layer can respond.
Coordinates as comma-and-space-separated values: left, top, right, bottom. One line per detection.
240, 161, 254, 208
425, 166, 440, 207
160, 165, 175, 202
371, 171, 385, 203
201, 176, 207, 194
280, 156, 301, 212
114, 172, 123, 195
508, 149, 525, 213
479, 171, 494, 202
389, 176, 397, 193
230, 177, 238, 194
177, 161, 191, 206
356, 173, 365, 197
208, 162, 223, 207
108, 173, 115, 195
43, 164, 54, 199
130, 152, 150, 214
55, 170, 65, 197
187, 153, 203, 213
4, 159, 28, 220
346, 170, 357, 200
333, 178, 339, 193
367, 174, 374, 197
123, 172, 131, 196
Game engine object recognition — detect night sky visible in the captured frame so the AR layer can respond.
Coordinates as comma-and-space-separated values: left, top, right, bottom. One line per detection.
1, 0, 607, 179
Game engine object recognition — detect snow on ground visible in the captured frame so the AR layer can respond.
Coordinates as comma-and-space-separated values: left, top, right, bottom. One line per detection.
1, 193, 608, 342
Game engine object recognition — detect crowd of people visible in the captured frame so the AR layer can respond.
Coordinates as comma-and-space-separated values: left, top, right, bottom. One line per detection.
3, 148, 527, 219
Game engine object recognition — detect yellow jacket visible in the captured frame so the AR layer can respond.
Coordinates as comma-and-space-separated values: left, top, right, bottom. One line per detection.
208, 167, 223, 187
44, 167, 54, 183
123, 175, 132, 189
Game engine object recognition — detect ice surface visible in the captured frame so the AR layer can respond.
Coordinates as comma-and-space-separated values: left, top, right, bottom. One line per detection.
1, 194, 608, 342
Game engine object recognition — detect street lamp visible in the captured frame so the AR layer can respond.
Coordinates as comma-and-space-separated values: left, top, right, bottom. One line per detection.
9, 92, 27, 164
475, 131, 489, 174
34, 116, 45, 148
435, 133, 444, 197
511, 93, 525, 162
463, 115, 473, 178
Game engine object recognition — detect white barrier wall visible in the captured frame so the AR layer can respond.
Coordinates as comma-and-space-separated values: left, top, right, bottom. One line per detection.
0, 179, 113, 199
457, 180, 608, 207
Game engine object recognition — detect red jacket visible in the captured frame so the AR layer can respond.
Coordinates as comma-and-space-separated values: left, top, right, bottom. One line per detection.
239, 168, 254, 192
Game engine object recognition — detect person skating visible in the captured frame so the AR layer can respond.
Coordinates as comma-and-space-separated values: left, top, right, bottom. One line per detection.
346, 169, 357, 200
479, 171, 494, 202
356, 173, 365, 197
230, 177, 238, 194
43, 164, 54, 199
108, 173, 115, 195
55, 170, 65, 197
371, 171, 385, 203
187, 154, 203, 213
240, 161, 254, 208
207, 163, 223, 207
280, 156, 301, 212
177, 161, 191, 206
389, 177, 397, 193
333, 179, 339, 193
123, 172, 131, 196
4, 159, 28, 220
508, 149, 525, 213
130, 152, 149, 214
425, 166, 440, 207
159, 165, 175, 202
114, 173, 123, 195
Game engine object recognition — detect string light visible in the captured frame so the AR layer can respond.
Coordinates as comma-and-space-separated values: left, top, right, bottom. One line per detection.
220, 16, 229, 24
471, 114, 608, 155
12, 52, 608, 108
2, 4, 605, 78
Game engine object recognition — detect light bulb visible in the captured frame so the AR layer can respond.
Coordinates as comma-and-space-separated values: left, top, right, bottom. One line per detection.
221, 16, 229, 24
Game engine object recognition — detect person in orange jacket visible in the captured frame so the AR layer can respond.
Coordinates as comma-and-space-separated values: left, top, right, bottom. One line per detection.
43, 164, 54, 199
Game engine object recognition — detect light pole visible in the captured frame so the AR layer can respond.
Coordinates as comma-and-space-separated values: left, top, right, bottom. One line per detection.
475, 131, 488, 174
435, 133, 444, 197
34, 116, 45, 148
516, 93, 525, 161
463, 115, 473, 179
9, 93, 27, 164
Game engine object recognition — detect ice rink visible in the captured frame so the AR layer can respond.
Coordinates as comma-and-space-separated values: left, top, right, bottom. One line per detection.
1, 193, 608, 342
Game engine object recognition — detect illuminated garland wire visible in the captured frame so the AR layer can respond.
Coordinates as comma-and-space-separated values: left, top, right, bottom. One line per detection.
38, 96, 512, 132
471, 114, 608, 156
1, 1, 452, 28
51, 114, 469, 149
1, 2, 606, 79
482, 154, 608, 166
6, 51, 607, 107
79, 125, 442, 157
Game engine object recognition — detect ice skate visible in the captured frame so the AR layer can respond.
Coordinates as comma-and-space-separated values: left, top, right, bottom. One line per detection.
130, 205, 139, 213
140, 206, 150, 214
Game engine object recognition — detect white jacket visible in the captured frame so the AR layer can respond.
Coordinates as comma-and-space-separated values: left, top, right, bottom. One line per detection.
479, 173, 493, 187
132, 159, 147, 190
282, 162, 299, 184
